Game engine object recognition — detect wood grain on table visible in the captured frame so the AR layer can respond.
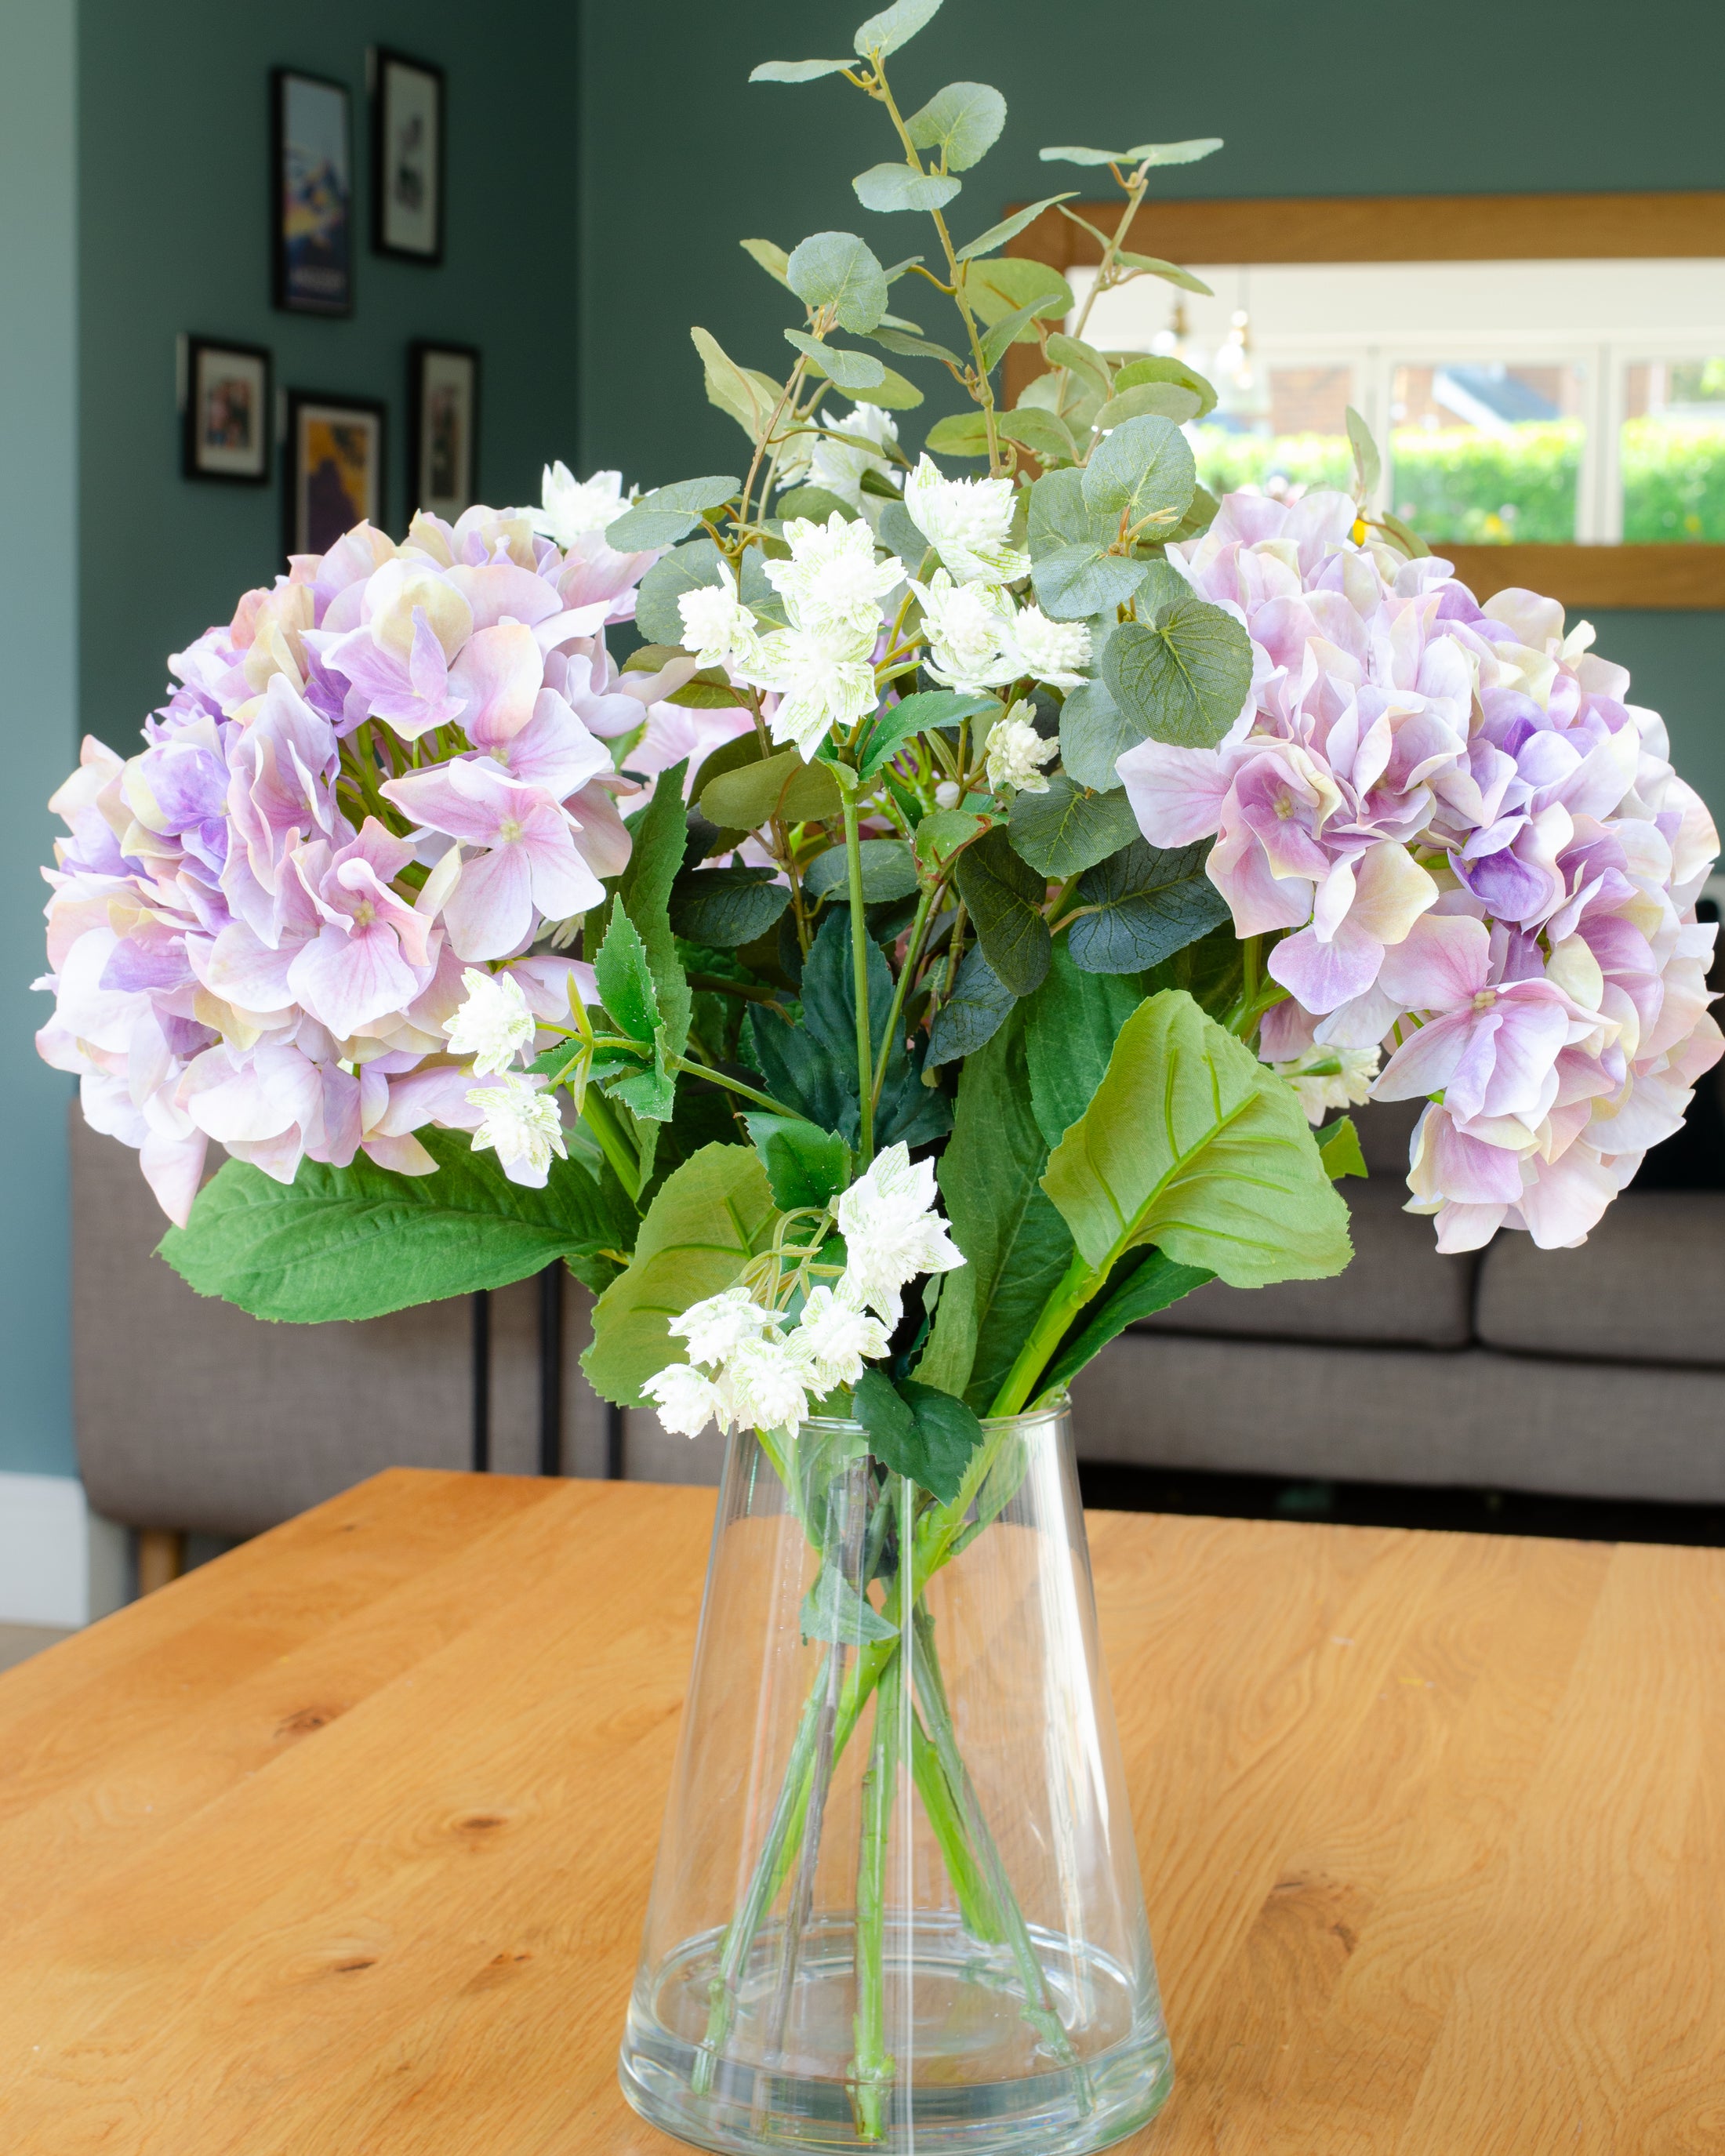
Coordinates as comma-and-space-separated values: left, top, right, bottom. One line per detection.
0, 1469, 1719, 2154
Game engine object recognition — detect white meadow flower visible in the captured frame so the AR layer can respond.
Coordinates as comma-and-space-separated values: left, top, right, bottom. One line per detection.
641, 1361, 730, 1439
748, 619, 879, 760
803, 404, 902, 510
677, 582, 762, 673
533, 462, 630, 546
444, 967, 537, 1075
903, 456, 1031, 585
727, 1334, 813, 1434
467, 1073, 567, 1181
985, 702, 1059, 796
764, 511, 902, 639
668, 1285, 781, 1369
1274, 1043, 1382, 1123
791, 1282, 892, 1392
910, 571, 1019, 691
834, 1142, 966, 1326
1005, 604, 1091, 690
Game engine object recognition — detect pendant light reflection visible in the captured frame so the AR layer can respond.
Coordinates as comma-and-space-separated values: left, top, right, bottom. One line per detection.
1211, 271, 1271, 432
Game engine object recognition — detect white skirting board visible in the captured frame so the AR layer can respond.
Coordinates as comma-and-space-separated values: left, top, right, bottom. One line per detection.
0, 1473, 131, 1627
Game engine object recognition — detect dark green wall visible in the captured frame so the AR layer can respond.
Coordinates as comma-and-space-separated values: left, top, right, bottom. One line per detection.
578, 0, 1725, 815
80, 0, 584, 753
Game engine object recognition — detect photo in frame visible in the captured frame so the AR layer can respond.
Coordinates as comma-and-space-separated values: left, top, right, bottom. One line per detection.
372, 49, 445, 263
283, 390, 387, 555
182, 337, 272, 484
272, 69, 354, 316
409, 343, 480, 519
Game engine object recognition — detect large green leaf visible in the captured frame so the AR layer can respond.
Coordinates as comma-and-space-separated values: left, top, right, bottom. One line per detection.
611, 765, 693, 1130
1100, 595, 1253, 750
853, 164, 961, 214
158, 1130, 631, 1324
1112, 355, 1217, 419
996, 406, 1077, 466
917, 1009, 1073, 1412
1066, 838, 1232, 975
953, 826, 1051, 996
923, 411, 992, 458
1040, 990, 1353, 1290
802, 838, 917, 903
925, 946, 1015, 1068
964, 256, 1073, 331
668, 865, 790, 948
701, 744, 842, 828
1023, 940, 1149, 1149
1094, 383, 1200, 429
583, 1142, 776, 1406
906, 82, 1006, 172
853, 0, 945, 57
787, 230, 889, 333
1042, 333, 1112, 403
1026, 466, 1149, 620
1081, 414, 1196, 531
1008, 776, 1139, 880
1037, 1247, 1214, 1396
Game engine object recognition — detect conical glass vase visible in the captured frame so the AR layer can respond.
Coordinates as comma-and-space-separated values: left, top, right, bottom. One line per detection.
619, 1403, 1172, 2156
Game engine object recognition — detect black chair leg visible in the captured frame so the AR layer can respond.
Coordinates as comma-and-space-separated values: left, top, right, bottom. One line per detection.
471, 1290, 491, 1473
539, 1265, 564, 1477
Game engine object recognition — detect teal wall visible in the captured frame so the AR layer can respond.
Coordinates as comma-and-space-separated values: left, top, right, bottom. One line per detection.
577, 0, 1725, 815
0, 0, 78, 1477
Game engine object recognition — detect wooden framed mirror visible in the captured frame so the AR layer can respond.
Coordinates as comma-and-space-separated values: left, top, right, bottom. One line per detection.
1004, 191, 1725, 609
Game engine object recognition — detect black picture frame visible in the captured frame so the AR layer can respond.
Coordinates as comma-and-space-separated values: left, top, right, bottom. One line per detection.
182, 336, 273, 485
409, 341, 481, 521
283, 389, 388, 556
271, 68, 354, 317
372, 49, 446, 264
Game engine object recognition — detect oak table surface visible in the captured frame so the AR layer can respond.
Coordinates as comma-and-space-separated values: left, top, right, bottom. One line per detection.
2, 1472, 1720, 2154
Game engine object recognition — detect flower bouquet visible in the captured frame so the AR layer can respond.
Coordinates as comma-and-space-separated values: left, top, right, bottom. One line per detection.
36, 2, 1721, 2150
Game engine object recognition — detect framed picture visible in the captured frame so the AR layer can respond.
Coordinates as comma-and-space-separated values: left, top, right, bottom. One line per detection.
182, 336, 271, 484
272, 69, 354, 316
409, 343, 480, 519
284, 390, 387, 555
372, 49, 445, 263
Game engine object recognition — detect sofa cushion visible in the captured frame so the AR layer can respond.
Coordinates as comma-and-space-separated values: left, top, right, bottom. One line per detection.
1476, 1189, 1725, 1370
1072, 1331, 1725, 1504
1136, 1174, 1477, 1349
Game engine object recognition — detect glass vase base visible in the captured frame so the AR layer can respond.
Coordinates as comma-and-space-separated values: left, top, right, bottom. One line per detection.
619, 1914, 1174, 2156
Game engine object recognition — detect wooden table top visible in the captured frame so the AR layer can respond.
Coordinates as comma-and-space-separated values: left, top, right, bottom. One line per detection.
1, 1469, 1720, 2154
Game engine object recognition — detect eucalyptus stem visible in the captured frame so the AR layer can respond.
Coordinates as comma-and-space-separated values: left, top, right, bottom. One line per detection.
841, 789, 876, 1162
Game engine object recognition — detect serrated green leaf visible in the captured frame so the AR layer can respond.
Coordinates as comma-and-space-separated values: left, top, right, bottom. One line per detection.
906, 82, 1006, 172
787, 230, 889, 333
1101, 595, 1253, 750
957, 193, 1077, 262
668, 865, 790, 948
926, 946, 1015, 1067
923, 411, 992, 458
750, 57, 855, 82
158, 1130, 630, 1325
1008, 776, 1139, 880
802, 838, 917, 903
1041, 989, 1353, 1289
1082, 412, 1196, 528
743, 1112, 852, 1211
701, 744, 843, 829
953, 826, 1051, 996
854, 163, 962, 214
594, 908, 659, 1044
741, 237, 794, 286
851, 1369, 982, 1503
853, 0, 945, 58
785, 329, 888, 393
1117, 251, 1214, 296
583, 1142, 777, 1406
1067, 838, 1232, 975
1319, 1115, 1368, 1180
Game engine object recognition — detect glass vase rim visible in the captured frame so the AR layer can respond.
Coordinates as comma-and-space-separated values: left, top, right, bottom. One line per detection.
793, 1394, 1070, 1440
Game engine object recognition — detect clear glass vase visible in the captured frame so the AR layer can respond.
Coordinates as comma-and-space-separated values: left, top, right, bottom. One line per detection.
618, 1403, 1172, 2156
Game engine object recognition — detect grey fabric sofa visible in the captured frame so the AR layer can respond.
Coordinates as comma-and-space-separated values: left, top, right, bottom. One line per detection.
71, 1084, 1725, 1540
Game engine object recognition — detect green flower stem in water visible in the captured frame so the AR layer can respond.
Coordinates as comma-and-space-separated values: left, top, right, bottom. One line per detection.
849, 1645, 903, 2141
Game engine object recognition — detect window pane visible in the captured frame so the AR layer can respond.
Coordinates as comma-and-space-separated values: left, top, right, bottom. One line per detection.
1189, 365, 1356, 504
1389, 361, 1585, 543
1622, 359, 1725, 542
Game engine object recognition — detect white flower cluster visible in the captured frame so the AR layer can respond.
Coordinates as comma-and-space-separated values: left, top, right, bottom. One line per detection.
641, 1143, 964, 1440
444, 967, 568, 1183
1271, 1043, 1382, 1124
983, 702, 1059, 796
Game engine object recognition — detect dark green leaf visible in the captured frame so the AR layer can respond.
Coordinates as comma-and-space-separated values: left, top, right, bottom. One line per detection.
750, 57, 855, 82
611, 764, 695, 1128
853, 164, 961, 214
785, 329, 887, 392
1041, 990, 1353, 1290
1319, 1116, 1368, 1180
787, 230, 889, 333
1008, 777, 1139, 880
803, 838, 918, 903
923, 411, 992, 457
158, 1130, 631, 1325
1037, 1247, 1215, 1396
594, 908, 659, 1044
953, 826, 1051, 996
666, 666, 751, 711
1101, 596, 1254, 750
853, 0, 945, 56
1024, 939, 1149, 1149
584, 1142, 776, 1406
858, 689, 996, 779
926, 946, 1015, 1066
957, 193, 1077, 263
743, 1113, 852, 1210
669, 866, 790, 947
701, 744, 843, 828
1068, 838, 1231, 974
634, 538, 777, 647
1082, 413, 1196, 530
905, 82, 1006, 172
851, 1369, 982, 1504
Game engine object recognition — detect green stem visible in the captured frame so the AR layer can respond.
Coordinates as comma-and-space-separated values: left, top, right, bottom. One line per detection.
668, 1056, 801, 1121
987, 1248, 1099, 1419
848, 1641, 901, 2142
579, 1089, 641, 1206
869, 879, 939, 1117
841, 790, 875, 1163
